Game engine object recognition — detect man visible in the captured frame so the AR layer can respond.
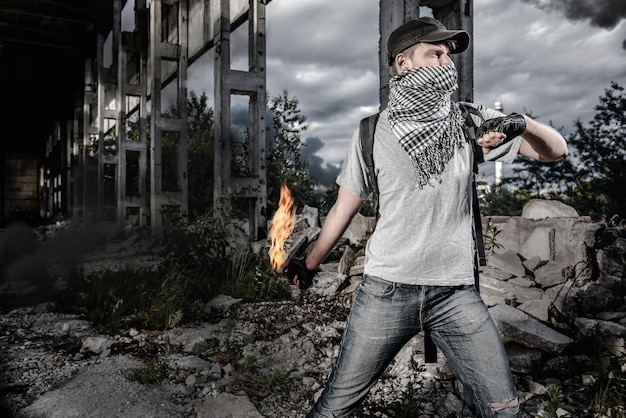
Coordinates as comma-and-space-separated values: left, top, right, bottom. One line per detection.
287, 16, 568, 417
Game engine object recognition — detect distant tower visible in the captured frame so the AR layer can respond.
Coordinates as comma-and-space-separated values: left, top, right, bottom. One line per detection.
494, 101, 504, 190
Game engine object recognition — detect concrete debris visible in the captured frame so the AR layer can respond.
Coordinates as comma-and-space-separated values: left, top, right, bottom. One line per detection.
1, 200, 625, 417
488, 250, 526, 277
521, 199, 580, 220
489, 304, 574, 353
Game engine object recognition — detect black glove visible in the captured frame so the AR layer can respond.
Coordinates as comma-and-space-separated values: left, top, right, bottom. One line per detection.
476, 113, 526, 146
285, 256, 317, 290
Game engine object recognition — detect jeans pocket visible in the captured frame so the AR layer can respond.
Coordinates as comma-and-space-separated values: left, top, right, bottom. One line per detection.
360, 275, 396, 297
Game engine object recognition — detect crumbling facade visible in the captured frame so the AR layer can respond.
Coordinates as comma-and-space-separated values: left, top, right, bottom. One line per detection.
1, 0, 473, 238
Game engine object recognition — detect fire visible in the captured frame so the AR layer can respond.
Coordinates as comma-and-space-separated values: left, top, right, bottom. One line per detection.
268, 184, 296, 271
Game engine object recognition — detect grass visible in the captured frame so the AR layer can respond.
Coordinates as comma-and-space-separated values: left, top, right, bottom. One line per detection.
132, 357, 169, 384
588, 345, 626, 417
57, 210, 292, 334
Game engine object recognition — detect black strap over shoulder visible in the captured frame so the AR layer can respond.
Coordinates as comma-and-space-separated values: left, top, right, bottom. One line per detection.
458, 104, 488, 278
360, 113, 380, 214
458, 103, 485, 173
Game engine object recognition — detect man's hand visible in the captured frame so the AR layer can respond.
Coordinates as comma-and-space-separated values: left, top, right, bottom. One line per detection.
476, 113, 527, 152
285, 256, 317, 290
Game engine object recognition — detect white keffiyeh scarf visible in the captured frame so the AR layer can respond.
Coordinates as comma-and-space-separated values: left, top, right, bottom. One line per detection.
388, 65, 466, 188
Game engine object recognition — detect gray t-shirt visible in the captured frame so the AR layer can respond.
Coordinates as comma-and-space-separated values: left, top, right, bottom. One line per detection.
336, 103, 522, 286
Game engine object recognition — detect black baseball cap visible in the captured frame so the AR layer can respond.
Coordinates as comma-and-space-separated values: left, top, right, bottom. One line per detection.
387, 17, 470, 65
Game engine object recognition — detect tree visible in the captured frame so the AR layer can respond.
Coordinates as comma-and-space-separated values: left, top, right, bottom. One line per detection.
510, 131, 578, 198
505, 82, 626, 220
479, 187, 531, 216
567, 82, 626, 220
266, 90, 317, 214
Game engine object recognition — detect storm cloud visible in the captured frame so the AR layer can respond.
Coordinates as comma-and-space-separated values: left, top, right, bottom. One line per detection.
521, 0, 626, 29
302, 137, 342, 187
521, 0, 626, 49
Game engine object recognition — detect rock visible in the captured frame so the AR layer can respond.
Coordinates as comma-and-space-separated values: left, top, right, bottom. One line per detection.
576, 283, 623, 315
207, 294, 243, 311
596, 247, 626, 287
575, 317, 626, 338
348, 261, 364, 277
338, 246, 356, 275
520, 225, 556, 262
488, 250, 526, 277
521, 199, 579, 220
533, 261, 569, 289
340, 213, 375, 247
19, 356, 184, 418
479, 275, 516, 307
300, 205, 320, 229
170, 355, 214, 372
81, 336, 113, 356
504, 343, 545, 374
489, 304, 574, 353
522, 255, 542, 273
509, 276, 535, 288
3, 205, 626, 418
196, 392, 263, 418
518, 298, 552, 322
310, 271, 348, 297
541, 355, 592, 378
528, 380, 548, 396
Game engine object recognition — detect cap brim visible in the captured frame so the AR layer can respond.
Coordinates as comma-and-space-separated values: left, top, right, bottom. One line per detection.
421, 30, 469, 54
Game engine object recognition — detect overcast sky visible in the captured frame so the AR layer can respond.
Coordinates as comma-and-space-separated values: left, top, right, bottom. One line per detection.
185, 0, 626, 187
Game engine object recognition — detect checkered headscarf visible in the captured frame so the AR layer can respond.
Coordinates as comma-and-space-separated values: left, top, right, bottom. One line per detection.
388, 65, 466, 188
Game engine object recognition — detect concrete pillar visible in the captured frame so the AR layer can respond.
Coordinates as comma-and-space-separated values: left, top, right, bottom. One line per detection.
379, 0, 473, 109
379, 0, 420, 110
428, 0, 473, 103
116, 0, 149, 229
81, 58, 98, 221
150, 0, 190, 235
96, 23, 119, 220
213, 0, 267, 240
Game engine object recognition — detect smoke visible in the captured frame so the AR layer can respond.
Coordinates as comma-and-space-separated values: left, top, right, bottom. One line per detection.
520, 0, 626, 30
0, 222, 50, 310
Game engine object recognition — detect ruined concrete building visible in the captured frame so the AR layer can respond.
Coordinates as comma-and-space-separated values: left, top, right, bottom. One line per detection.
0, 0, 473, 237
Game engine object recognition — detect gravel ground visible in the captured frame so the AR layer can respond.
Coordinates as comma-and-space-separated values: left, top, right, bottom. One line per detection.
2, 294, 579, 418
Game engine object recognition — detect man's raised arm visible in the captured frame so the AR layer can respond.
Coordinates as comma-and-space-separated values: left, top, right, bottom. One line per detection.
519, 116, 568, 162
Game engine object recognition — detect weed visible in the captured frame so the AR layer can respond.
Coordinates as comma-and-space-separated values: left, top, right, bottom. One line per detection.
387, 379, 427, 418
483, 220, 503, 254
531, 384, 570, 418
238, 368, 293, 400
588, 346, 625, 417
132, 356, 169, 384
226, 250, 291, 302
235, 355, 257, 374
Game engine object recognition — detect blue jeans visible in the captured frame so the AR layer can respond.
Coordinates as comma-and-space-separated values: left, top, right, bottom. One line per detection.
307, 275, 520, 418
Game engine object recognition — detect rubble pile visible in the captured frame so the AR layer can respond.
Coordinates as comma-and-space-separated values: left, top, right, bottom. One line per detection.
0, 199, 625, 417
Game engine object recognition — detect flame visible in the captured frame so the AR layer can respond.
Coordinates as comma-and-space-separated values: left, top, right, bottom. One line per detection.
268, 184, 296, 271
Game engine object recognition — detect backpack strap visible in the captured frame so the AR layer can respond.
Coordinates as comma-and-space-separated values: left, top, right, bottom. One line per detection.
359, 113, 380, 216
459, 104, 485, 173
458, 103, 487, 289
